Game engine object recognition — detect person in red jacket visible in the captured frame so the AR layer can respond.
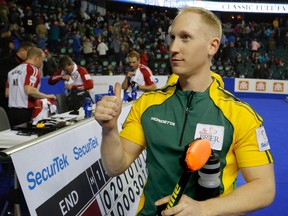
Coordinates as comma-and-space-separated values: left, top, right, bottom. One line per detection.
48, 55, 94, 111
48, 55, 93, 91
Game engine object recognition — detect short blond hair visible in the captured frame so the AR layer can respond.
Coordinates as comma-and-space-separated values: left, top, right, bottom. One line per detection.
127, 50, 140, 60
174, 6, 222, 40
27, 47, 45, 59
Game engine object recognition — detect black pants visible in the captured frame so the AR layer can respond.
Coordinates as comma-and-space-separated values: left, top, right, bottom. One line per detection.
8, 107, 33, 127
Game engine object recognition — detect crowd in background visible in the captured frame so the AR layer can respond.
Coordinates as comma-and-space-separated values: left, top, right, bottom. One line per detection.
0, 0, 288, 79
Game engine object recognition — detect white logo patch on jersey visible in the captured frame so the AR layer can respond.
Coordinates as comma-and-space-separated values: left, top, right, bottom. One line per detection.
29, 75, 37, 84
84, 74, 92, 80
194, 123, 224, 150
256, 126, 270, 151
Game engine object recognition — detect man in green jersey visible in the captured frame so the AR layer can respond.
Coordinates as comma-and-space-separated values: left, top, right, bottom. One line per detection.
94, 6, 275, 216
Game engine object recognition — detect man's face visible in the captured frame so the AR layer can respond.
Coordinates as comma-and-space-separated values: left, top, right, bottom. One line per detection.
169, 13, 211, 76
128, 57, 139, 71
19, 47, 33, 60
63, 64, 74, 74
34, 54, 46, 69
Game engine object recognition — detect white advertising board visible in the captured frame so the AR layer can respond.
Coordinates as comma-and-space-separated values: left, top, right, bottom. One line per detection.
234, 78, 288, 94
11, 104, 147, 216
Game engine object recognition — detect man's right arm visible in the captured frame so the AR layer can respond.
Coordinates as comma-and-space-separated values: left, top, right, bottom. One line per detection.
95, 82, 144, 176
48, 70, 67, 85
121, 75, 130, 91
101, 127, 144, 176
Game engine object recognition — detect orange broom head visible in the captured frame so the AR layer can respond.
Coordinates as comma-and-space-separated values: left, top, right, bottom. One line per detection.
185, 139, 211, 171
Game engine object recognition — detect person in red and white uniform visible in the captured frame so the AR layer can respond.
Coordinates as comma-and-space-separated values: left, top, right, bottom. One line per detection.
48, 55, 93, 111
122, 50, 156, 101
48, 55, 93, 92
5, 47, 56, 126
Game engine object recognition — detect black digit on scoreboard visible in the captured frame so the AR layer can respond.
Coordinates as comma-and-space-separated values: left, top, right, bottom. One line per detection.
92, 160, 108, 190
103, 189, 112, 209
123, 193, 130, 211
137, 157, 142, 168
138, 174, 144, 188
134, 161, 139, 172
133, 180, 140, 196
128, 166, 134, 178
116, 176, 123, 192
110, 181, 119, 202
123, 172, 129, 185
142, 168, 147, 179
117, 202, 124, 216
128, 187, 135, 203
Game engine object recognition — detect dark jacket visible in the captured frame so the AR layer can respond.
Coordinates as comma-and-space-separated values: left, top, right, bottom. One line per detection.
0, 52, 23, 112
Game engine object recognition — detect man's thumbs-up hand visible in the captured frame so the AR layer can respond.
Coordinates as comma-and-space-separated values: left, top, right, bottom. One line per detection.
94, 82, 123, 131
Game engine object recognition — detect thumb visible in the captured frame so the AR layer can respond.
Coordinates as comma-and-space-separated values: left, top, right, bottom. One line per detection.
114, 82, 122, 100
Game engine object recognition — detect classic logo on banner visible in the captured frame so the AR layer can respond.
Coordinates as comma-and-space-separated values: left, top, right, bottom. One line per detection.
11, 104, 147, 216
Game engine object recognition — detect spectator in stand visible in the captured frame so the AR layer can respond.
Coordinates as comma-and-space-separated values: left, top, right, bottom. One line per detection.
35, 19, 48, 50
150, 41, 159, 56
94, 23, 103, 38
253, 63, 262, 79
22, 6, 35, 35
6, 47, 56, 126
139, 46, 149, 66
82, 36, 94, 61
48, 55, 93, 92
244, 54, 253, 68
48, 20, 60, 53
72, 33, 82, 61
110, 35, 122, 64
0, 30, 14, 59
220, 32, 227, 46
122, 50, 156, 101
97, 38, 109, 61
0, 41, 36, 113
121, 19, 130, 30
262, 63, 270, 79
159, 39, 168, 55
118, 43, 127, 66
251, 38, 260, 54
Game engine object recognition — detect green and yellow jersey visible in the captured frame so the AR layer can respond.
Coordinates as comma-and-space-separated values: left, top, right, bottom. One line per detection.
167, 72, 225, 88
120, 78, 273, 215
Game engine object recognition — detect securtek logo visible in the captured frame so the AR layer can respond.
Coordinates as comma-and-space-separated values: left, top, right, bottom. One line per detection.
27, 154, 70, 190
150, 117, 175, 126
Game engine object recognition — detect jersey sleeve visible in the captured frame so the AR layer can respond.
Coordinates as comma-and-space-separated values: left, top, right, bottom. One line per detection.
120, 100, 146, 147
25, 64, 40, 87
74, 66, 94, 90
48, 69, 63, 85
233, 109, 273, 168
141, 66, 156, 86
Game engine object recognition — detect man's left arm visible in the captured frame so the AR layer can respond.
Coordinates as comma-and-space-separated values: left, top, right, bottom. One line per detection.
76, 67, 93, 90
201, 163, 275, 216
24, 85, 56, 100
157, 163, 275, 216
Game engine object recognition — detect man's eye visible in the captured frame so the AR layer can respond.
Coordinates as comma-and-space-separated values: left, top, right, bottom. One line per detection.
182, 35, 190, 40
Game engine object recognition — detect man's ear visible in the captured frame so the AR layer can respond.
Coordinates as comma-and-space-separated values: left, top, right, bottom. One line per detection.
208, 37, 220, 56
